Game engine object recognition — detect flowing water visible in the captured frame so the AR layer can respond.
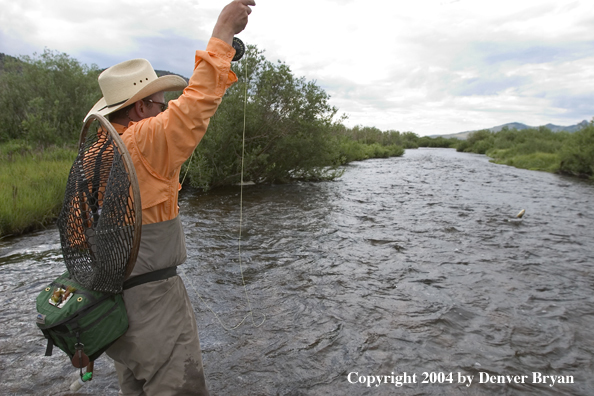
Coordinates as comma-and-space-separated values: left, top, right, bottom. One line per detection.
1, 148, 593, 395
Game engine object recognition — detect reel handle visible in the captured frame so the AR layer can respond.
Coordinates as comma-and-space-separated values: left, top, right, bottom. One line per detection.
232, 37, 245, 61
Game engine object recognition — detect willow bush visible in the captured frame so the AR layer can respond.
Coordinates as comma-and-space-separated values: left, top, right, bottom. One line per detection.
0, 49, 100, 145
183, 46, 346, 190
559, 122, 594, 177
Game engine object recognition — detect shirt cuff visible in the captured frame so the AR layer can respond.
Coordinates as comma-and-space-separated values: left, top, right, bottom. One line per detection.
206, 37, 236, 63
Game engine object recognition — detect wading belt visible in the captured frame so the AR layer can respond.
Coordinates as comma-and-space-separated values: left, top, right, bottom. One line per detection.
123, 266, 178, 290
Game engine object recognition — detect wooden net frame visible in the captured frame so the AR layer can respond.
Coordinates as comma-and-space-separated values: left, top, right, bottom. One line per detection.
57, 114, 141, 293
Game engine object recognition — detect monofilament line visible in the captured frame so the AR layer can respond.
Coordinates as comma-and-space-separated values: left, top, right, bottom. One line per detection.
238, 58, 266, 328
181, 55, 265, 330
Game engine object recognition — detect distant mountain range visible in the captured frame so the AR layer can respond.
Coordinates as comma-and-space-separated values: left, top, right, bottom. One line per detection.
432, 120, 589, 140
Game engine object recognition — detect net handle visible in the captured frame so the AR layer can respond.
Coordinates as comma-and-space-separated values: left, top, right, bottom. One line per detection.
79, 114, 142, 281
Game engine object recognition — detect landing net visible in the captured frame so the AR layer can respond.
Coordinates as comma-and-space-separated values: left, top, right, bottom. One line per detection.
57, 114, 141, 293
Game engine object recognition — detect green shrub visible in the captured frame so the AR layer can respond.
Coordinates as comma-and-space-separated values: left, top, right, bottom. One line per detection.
182, 46, 405, 190
492, 152, 560, 172
418, 136, 458, 148
472, 138, 494, 154
559, 122, 594, 178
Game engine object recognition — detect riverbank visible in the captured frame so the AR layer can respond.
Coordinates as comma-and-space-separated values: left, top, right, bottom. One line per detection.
0, 145, 76, 238
457, 123, 594, 178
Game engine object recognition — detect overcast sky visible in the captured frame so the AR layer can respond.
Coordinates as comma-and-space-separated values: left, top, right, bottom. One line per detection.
1, 0, 593, 136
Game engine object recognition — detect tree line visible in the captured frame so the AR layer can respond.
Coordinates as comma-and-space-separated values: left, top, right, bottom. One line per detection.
0, 47, 427, 191
0, 50, 100, 146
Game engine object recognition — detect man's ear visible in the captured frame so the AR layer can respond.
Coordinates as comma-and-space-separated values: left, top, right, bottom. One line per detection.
133, 100, 145, 118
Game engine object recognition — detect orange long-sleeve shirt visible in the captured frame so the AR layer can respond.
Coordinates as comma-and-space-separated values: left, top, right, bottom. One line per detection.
113, 37, 238, 225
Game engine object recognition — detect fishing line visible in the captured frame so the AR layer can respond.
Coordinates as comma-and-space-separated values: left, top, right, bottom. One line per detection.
180, 152, 193, 186
181, 48, 265, 330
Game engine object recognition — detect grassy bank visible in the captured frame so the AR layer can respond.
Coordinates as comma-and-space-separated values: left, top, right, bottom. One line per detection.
457, 123, 594, 178
0, 144, 76, 237
487, 150, 560, 172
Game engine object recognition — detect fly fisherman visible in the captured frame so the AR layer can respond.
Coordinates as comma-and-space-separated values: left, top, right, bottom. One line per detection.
84, 1, 255, 394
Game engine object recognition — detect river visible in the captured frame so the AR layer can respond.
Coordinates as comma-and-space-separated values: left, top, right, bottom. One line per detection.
1, 148, 593, 395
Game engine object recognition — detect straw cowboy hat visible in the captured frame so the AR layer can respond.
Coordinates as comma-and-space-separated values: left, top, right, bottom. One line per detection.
85, 58, 188, 120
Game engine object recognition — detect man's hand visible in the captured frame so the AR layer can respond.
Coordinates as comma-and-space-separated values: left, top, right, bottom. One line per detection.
212, 0, 255, 46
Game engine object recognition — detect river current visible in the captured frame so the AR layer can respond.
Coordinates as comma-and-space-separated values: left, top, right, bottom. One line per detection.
1, 148, 593, 395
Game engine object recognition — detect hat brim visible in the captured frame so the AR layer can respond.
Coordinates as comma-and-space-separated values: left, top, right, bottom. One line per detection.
85, 74, 188, 121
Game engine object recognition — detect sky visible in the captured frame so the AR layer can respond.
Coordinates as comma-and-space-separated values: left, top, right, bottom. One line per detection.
1, 0, 593, 136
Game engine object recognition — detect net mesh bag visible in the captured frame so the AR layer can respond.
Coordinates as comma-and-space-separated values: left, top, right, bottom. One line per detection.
57, 114, 141, 293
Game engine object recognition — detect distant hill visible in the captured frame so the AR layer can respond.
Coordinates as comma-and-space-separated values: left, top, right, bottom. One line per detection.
433, 120, 589, 140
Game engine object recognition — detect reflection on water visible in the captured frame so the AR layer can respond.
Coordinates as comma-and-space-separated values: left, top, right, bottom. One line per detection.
1, 148, 593, 395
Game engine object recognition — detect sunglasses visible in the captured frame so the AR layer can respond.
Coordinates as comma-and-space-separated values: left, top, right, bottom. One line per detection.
145, 99, 167, 112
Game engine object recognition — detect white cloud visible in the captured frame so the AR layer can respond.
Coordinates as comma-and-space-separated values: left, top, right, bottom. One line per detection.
1, 0, 593, 135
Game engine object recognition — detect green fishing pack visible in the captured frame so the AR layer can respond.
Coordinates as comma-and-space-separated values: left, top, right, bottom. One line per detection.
36, 271, 128, 364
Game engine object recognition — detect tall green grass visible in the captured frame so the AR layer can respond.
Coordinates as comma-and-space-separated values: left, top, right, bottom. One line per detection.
0, 145, 76, 237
